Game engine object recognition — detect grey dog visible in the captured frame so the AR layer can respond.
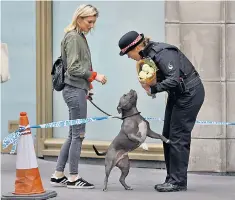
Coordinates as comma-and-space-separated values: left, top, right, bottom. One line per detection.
92, 89, 170, 191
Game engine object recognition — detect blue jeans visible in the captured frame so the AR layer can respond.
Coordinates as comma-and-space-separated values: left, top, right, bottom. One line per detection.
56, 84, 87, 174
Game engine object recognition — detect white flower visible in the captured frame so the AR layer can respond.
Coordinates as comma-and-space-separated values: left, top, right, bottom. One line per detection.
138, 64, 155, 80
138, 71, 148, 79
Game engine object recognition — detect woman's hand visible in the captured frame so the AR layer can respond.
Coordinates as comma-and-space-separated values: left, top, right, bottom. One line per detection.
86, 91, 94, 100
95, 73, 107, 85
139, 77, 156, 87
139, 77, 157, 95
148, 78, 157, 86
140, 82, 151, 95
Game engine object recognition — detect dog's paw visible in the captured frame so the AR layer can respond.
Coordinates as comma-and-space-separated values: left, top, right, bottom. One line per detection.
140, 143, 149, 151
125, 186, 133, 190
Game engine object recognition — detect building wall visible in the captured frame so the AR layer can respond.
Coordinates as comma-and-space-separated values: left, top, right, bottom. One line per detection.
1, 1, 36, 139
1, 0, 234, 172
52, 1, 167, 143
165, 0, 235, 172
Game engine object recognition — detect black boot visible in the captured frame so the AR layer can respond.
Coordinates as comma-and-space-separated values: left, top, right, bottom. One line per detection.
154, 175, 170, 190
155, 183, 187, 192
154, 182, 168, 191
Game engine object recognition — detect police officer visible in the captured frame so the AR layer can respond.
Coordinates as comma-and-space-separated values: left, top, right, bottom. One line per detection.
118, 31, 205, 192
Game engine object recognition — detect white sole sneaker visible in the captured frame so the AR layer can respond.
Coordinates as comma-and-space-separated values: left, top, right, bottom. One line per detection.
67, 185, 95, 189
66, 178, 95, 189
50, 175, 68, 187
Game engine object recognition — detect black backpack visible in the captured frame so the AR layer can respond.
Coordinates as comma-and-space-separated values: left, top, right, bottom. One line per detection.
51, 33, 68, 91
51, 55, 66, 91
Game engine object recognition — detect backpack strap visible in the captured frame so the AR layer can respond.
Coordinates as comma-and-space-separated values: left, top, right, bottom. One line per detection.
60, 31, 71, 71
51, 32, 69, 76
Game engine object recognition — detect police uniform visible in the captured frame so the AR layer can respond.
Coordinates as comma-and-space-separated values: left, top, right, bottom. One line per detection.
118, 31, 205, 192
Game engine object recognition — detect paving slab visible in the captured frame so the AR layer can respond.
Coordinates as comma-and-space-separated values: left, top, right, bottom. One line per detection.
1, 154, 235, 200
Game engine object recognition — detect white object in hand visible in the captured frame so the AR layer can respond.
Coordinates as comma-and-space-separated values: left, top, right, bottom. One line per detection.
142, 64, 154, 74
139, 71, 147, 79
146, 73, 153, 78
142, 64, 150, 71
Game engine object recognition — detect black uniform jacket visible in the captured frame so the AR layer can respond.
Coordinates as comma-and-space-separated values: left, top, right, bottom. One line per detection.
140, 42, 196, 94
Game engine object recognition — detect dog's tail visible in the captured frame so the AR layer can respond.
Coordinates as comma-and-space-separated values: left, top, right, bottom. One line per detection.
92, 145, 107, 156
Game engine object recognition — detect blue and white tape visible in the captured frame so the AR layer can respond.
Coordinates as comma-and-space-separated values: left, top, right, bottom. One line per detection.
3, 115, 235, 154
2, 116, 114, 154
145, 117, 235, 126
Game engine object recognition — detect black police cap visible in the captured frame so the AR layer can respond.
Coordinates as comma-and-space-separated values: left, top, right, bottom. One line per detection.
118, 31, 144, 56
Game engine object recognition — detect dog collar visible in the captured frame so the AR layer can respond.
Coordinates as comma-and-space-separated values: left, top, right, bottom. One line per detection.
121, 112, 141, 120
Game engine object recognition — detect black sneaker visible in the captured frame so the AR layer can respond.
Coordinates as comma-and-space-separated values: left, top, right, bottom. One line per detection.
155, 183, 187, 192
67, 178, 95, 189
50, 174, 68, 187
154, 182, 168, 190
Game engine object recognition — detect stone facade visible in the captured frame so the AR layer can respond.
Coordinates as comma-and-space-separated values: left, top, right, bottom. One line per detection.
165, 0, 235, 172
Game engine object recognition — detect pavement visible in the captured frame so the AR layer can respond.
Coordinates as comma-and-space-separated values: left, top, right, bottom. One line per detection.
1, 154, 235, 200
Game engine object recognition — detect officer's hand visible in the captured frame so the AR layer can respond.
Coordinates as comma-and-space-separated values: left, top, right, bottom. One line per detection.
140, 82, 151, 96
139, 77, 156, 86
148, 78, 157, 86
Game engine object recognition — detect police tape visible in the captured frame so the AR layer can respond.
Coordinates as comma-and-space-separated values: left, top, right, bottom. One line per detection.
2, 116, 114, 154
3, 116, 235, 154
145, 117, 235, 126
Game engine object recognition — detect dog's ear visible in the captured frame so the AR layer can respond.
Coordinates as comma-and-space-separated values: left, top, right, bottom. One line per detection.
117, 101, 122, 114
117, 100, 123, 114
117, 106, 122, 114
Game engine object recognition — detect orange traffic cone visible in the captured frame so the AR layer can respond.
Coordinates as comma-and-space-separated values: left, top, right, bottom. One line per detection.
1, 112, 57, 200
14, 112, 45, 195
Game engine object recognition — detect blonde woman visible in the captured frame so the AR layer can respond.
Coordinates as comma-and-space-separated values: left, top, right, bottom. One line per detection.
50, 4, 107, 189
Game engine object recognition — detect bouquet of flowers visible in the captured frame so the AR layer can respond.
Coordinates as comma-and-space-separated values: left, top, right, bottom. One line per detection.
136, 58, 158, 98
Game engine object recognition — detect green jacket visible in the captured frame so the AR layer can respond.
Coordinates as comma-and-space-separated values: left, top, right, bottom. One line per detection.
61, 30, 93, 91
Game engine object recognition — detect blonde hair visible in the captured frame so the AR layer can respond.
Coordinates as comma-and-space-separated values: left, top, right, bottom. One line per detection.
139, 37, 151, 47
64, 4, 99, 33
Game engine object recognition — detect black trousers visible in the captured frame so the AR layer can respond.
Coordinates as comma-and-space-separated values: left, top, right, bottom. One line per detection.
162, 81, 205, 186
